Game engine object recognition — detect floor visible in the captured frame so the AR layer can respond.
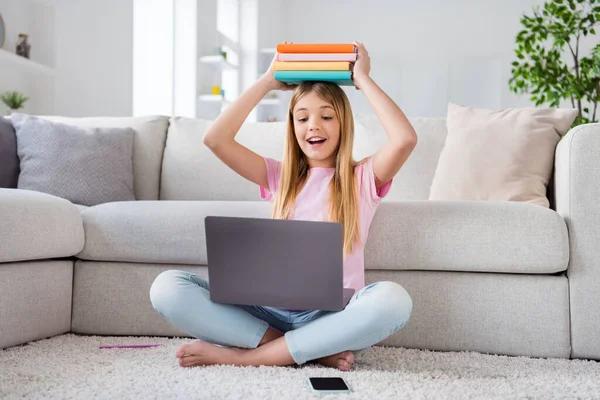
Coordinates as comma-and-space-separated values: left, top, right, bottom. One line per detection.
1, 334, 600, 399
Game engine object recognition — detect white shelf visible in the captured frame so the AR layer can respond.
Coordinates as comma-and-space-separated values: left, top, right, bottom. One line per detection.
198, 94, 230, 104
0, 49, 55, 77
259, 98, 281, 105
199, 55, 237, 70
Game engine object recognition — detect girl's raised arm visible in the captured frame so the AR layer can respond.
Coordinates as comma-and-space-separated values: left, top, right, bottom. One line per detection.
203, 44, 296, 188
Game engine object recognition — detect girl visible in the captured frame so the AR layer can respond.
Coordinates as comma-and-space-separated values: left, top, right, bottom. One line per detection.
150, 41, 417, 371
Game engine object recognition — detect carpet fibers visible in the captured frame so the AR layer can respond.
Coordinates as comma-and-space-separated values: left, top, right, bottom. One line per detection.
1, 334, 600, 399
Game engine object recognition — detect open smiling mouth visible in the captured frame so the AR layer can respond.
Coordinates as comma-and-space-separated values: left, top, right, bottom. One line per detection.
307, 137, 327, 148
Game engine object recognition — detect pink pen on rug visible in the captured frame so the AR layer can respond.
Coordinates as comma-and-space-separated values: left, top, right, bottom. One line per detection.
99, 344, 163, 349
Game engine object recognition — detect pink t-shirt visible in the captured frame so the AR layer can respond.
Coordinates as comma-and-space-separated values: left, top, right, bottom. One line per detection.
259, 156, 392, 293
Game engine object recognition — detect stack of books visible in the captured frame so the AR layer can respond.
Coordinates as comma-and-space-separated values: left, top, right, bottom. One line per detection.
273, 43, 357, 86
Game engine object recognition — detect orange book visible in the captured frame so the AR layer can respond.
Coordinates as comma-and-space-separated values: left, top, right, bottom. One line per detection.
273, 61, 351, 71
276, 43, 356, 54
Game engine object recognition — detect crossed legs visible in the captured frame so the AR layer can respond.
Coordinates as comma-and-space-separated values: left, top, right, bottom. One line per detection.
150, 270, 411, 370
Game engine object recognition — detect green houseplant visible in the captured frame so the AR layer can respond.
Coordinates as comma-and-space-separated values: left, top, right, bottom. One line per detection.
1, 91, 29, 116
509, 0, 600, 127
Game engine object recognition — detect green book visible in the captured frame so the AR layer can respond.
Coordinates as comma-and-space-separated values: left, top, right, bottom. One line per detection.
274, 70, 354, 86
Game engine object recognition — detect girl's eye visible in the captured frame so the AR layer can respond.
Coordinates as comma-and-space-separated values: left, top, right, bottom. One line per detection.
297, 118, 307, 122
322, 116, 333, 120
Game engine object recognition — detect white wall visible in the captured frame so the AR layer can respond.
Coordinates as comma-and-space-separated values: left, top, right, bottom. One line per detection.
257, 0, 282, 51
173, 0, 197, 118
54, 0, 133, 117
275, 0, 599, 118
132, 0, 174, 117
0, 0, 54, 67
3, 0, 597, 118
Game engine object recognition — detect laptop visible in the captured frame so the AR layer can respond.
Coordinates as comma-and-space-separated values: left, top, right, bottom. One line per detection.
204, 216, 355, 311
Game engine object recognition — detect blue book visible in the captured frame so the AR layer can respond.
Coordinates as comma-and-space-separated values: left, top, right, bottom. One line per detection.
274, 70, 354, 86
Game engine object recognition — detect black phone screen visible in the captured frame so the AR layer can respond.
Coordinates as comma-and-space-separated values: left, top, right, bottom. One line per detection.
309, 377, 350, 391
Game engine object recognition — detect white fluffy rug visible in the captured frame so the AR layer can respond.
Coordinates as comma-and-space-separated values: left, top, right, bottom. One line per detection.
1, 334, 600, 399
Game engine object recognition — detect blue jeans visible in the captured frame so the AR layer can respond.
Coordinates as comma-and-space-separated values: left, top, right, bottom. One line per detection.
149, 270, 412, 364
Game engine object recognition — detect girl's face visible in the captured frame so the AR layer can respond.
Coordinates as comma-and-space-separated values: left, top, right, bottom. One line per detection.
292, 91, 341, 168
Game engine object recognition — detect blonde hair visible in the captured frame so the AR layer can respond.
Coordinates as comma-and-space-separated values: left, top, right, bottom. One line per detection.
271, 81, 363, 256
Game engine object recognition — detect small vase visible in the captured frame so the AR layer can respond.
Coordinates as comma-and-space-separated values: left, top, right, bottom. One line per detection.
16, 34, 30, 59
5, 108, 18, 117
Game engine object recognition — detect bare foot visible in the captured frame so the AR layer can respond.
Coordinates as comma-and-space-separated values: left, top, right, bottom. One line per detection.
176, 340, 244, 368
315, 351, 355, 371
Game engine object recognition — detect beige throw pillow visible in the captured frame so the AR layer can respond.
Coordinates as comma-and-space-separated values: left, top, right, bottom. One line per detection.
429, 103, 578, 208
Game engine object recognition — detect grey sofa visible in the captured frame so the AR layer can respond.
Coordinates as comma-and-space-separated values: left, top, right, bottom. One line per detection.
1, 114, 599, 362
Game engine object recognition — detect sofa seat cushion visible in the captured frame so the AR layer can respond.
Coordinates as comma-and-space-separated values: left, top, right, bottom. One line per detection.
77, 201, 272, 264
0, 189, 84, 263
78, 200, 568, 274
366, 201, 569, 274
75, 205, 89, 213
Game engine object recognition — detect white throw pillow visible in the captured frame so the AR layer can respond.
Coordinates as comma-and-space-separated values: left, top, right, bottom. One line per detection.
429, 103, 578, 208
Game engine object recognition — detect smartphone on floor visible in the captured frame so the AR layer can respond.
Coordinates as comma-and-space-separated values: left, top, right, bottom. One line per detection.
307, 377, 352, 394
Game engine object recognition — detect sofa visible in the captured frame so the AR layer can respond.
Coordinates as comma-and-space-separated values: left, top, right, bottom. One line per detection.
1, 113, 599, 362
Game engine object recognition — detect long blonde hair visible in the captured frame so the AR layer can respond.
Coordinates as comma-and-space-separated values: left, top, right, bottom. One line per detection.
271, 82, 362, 256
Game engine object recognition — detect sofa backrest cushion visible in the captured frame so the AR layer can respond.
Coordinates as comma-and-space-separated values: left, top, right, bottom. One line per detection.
35, 115, 168, 200
0, 117, 19, 188
160, 114, 449, 201
353, 113, 448, 201
160, 117, 287, 200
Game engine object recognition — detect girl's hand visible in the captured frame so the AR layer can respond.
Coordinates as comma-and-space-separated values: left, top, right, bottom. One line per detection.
261, 41, 298, 91
352, 41, 371, 89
